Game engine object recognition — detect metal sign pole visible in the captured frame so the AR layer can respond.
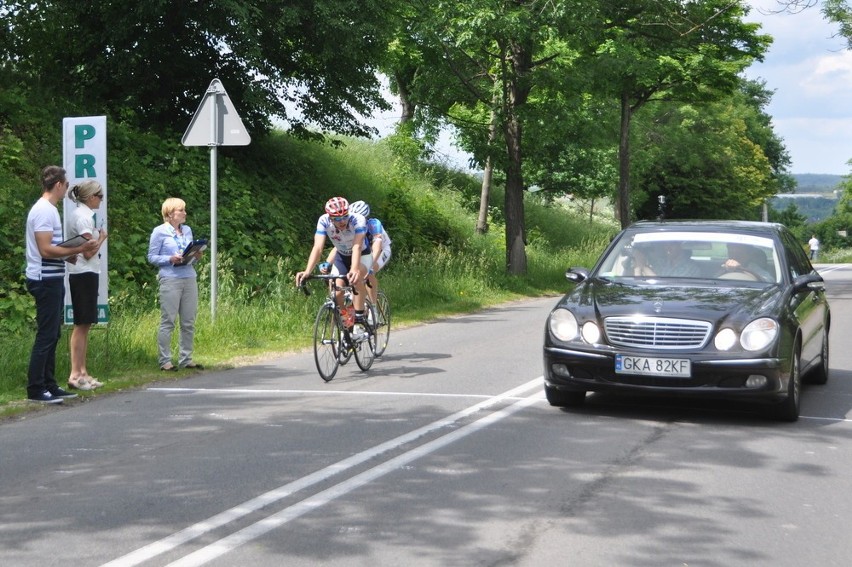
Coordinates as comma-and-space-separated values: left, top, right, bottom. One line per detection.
208, 85, 220, 322
182, 78, 250, 324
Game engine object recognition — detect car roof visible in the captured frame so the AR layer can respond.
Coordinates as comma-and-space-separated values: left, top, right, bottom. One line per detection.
627, 220, 787, 237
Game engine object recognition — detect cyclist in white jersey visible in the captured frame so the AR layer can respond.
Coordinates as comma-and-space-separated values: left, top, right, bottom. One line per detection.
323, 200, 390, 306
295, 197, 372, 323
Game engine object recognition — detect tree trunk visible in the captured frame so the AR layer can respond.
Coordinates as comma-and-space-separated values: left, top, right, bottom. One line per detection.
503, 112, 527, 275
617, 90, 632, 229
476, 108, 499, 235
395, 71, 416, 124
476, 157, 493, 234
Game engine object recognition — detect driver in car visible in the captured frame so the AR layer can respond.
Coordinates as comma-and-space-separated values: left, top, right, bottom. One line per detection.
720, 243, 772, 282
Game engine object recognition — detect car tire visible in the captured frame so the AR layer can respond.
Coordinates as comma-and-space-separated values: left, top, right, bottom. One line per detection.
770, 347, 801, 422
807, 330, 829, 386
545, 385, 586, 407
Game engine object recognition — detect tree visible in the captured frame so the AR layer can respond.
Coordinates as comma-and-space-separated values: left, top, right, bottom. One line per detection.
631, 78, 788, 220
583, 0, 771, 227
392, 0, 594, 274
0, 0, 394, 136
769, 201, 808, 230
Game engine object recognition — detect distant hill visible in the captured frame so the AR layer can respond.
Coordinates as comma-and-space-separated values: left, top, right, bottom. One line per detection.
772, 174, 845, 222
793, 173, 844, 194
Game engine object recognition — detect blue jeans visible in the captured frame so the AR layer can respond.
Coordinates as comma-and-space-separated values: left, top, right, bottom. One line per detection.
26, 278, 65, 396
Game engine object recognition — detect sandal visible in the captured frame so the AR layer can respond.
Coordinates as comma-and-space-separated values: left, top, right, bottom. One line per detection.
160, 364, 177, 372
68, 376, 94, 391
85, 375, 104, 388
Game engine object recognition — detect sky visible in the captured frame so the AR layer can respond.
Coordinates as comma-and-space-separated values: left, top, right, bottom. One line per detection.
744, 0, 852, 175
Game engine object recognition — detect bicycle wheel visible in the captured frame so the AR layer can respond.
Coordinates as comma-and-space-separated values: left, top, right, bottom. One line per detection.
353, 301, 377, 371
313, 303, 341, 382
373, 290, 391, 357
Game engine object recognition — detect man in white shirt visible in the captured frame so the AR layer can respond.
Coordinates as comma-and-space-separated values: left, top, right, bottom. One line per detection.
25, 166, 97, 403
808, 235, 820, 261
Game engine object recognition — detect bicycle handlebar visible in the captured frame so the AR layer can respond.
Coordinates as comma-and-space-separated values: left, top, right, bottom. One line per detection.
297, 273, 360, 296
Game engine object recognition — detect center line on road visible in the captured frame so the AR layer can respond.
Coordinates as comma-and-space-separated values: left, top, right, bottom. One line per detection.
101, 377, 544, 567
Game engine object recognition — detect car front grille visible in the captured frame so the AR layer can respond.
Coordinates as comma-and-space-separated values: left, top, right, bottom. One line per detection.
604, 316, 712, 350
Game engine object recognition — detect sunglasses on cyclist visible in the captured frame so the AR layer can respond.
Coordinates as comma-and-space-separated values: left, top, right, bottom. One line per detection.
330, 215, 349, 222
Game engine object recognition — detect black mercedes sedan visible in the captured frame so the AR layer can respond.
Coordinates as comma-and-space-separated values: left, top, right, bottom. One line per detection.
543, 220, 830, 421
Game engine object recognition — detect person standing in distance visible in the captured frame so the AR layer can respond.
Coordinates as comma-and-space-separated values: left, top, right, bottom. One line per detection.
808, 234, 820, 261
66, 180, 108, 390
147, 198, 204, 371
25, 165, 98, 404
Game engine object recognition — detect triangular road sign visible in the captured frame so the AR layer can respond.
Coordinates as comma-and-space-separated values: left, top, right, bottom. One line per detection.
182, 79, 251, 146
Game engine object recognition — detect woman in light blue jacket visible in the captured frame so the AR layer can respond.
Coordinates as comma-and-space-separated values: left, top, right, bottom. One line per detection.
147, 197, 204, 371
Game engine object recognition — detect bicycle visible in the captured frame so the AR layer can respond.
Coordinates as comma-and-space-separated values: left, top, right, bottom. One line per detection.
299, 274, 378, 381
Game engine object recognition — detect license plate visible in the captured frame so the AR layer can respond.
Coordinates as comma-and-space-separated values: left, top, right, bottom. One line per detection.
615, 354, 691, 378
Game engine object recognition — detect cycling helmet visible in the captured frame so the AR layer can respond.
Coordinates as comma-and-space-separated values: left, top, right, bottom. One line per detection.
324, 197, 349, 217
349, 200, 370, 218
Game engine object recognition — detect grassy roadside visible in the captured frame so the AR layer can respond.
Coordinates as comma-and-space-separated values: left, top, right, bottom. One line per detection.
0, 227, 614, 419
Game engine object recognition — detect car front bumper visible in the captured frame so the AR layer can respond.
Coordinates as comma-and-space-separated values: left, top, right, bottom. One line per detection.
543, 344, 791, 404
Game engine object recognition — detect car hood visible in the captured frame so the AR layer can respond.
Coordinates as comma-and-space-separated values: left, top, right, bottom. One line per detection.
560, 279, 784, 324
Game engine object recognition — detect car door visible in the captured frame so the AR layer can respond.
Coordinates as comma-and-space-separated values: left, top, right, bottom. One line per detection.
781, 231, 827, 368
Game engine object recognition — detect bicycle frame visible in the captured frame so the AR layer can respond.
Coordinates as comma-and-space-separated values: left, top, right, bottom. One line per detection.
299, 274, 378, 380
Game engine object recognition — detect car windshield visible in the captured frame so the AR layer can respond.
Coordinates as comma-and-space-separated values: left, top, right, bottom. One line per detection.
596, 231, 781, 284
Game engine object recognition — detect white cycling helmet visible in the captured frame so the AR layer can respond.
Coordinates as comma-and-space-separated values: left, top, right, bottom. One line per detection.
349, 200, 370, 217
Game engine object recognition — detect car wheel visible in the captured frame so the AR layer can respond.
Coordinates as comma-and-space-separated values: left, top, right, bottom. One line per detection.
545, 385, 586, 407
771, 347, 801, 422
807, 330, 829, 385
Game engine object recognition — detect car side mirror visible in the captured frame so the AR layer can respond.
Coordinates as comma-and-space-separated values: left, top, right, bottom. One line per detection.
792, 273, 824, 293
565, 267, 589, 283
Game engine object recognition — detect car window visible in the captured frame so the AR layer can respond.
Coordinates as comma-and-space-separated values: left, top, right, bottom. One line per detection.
781, 230, 813, 279
596, 231, 780, 283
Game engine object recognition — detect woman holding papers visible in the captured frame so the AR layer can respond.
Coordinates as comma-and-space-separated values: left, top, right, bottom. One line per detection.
147, 197, 204, 371
66, 180, 108, 390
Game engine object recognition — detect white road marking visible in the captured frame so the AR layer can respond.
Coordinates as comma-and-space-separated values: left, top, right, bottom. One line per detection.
101, 378, 544, 567
168, 390, 545, 567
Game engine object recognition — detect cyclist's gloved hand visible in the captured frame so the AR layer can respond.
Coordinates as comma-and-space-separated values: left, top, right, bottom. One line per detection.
318, 262, 330, 274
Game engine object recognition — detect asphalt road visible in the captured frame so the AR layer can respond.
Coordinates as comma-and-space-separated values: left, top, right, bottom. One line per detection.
2, 268, 851, 567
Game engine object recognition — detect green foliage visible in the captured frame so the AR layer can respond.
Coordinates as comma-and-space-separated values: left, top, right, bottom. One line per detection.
769, 201, 808, 234
1, 0, 393, 136
631, 85, 778, 220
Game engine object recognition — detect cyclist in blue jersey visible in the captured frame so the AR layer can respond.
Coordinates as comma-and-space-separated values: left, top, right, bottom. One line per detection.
295, 197, 372, 325
323, 200, 391, 307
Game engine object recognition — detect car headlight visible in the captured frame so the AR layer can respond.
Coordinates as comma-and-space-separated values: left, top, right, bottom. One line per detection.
740, 318, 779, 351
582, 321, 602, 344
549, 309, 579, 341
714, 328, 738, 351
